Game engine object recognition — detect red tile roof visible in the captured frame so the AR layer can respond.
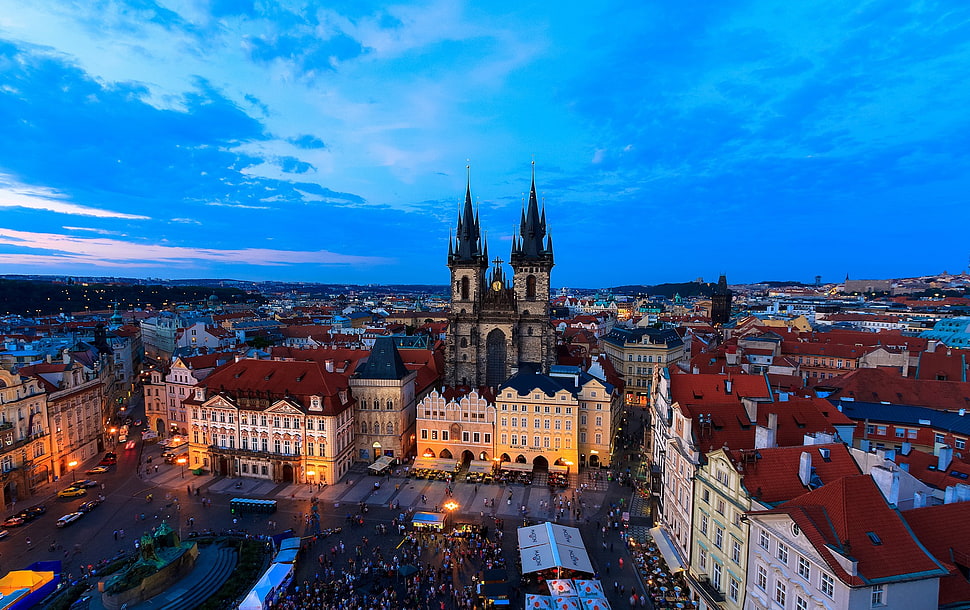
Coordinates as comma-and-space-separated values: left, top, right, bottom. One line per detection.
821, 368, 970, 411
902, 502, 970, 607
758, 475, 947, 586
914, 348, 969, 382
730, 443, 861, 506
892, 448, 970, 490
199, 358, 353, 415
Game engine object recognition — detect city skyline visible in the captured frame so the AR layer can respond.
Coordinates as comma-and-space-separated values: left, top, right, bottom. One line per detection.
1, 1, 969, 286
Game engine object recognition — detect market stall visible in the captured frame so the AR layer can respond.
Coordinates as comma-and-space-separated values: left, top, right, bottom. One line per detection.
466, 460, 494, 484
411, 511, 447, 531
498, 461, 534, 485
548, 464, 570, 488
368, 455, 396, 476
411, 458, 459, 480
518, 522, 594, 577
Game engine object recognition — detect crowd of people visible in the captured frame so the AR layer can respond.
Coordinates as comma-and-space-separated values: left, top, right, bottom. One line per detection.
270, 525, 507, 610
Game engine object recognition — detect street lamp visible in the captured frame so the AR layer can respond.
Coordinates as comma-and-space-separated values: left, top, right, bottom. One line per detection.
444, 500, 458, 512
68, 460, 78, 483
307, 470, 316, 484
177, 457, 187, 479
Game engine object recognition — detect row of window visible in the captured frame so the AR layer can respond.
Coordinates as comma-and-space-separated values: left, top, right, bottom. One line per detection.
499, 404, 574, 414
359, 421, 395, 435
502, 434, 571, 449
419, 429, 492, 444
626, 354, 664, 362
199, 431, 327, 457
500, 417, 579, 430
192, 410, 328, 431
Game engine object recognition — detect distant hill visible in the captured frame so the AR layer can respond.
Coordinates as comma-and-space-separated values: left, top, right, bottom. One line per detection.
0, 279, 260, 317
610, 282, 715, 298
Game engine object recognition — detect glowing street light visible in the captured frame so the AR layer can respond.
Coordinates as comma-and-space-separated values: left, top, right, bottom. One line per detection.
177, 456, 187, 478
443, 500, 459, 512
68, 460, 78, 483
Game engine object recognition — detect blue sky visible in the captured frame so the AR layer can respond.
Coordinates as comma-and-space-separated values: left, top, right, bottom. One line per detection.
0, 1, 968, 288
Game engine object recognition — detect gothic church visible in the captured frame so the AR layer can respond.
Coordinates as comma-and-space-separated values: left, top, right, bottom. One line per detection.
445, 168, 556, 388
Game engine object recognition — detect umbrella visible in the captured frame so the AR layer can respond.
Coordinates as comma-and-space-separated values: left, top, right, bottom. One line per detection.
526, 594, 555, 610
398, 564, 418, 576
548, 579, 577, 596
574, 580, 605, 598
580, 598, 612, 610
555, 597, 582, 610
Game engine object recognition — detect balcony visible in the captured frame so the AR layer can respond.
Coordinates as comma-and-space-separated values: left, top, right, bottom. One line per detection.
0, 432, 47, 456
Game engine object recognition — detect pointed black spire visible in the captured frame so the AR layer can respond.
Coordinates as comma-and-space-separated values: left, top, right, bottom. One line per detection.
515, 161, 547, 260
452, 166, 482, 262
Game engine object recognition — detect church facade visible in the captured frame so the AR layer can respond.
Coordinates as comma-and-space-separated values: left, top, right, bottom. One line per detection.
445, 168, 557, 388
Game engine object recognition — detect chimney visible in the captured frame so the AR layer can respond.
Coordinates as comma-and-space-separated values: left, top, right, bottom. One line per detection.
742, 398, 758, 424
939, 445, 954, 472
755, 413, 778, 450
725, 379, 733, 394
798, 451, 812, 486
325, 360, 334, 373
901, 442, 912, 455
692, 366, 699, 374
913, 491, 926, 509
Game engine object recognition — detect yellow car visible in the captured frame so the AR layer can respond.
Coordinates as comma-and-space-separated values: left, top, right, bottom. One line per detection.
57, 487, 86, 498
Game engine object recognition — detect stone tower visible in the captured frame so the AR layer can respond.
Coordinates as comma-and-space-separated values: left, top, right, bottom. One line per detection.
711, 274, 733, 326
446, 166, 556, 388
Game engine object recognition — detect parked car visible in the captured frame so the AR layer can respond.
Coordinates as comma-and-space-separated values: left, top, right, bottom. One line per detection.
86, 466, 109, 474
57, 487, 86, 498
99, 452, 117, 466
134, 420, 143, 427
0, 529, 8, 539
17, 505, 46, 522
72, 479, 99, 489
56, 512, 84, 528
78, 499, 103, 513
1, 516, 24, 527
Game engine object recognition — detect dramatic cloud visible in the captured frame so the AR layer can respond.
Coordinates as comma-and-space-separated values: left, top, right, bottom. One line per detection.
0, 0, 968, 284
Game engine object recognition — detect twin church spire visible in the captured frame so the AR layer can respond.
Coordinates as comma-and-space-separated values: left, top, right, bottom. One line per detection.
448, 164, 553, 265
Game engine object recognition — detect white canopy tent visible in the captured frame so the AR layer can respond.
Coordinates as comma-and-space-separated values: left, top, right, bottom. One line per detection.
518, 522, 594, 575
238, 562, 294, 610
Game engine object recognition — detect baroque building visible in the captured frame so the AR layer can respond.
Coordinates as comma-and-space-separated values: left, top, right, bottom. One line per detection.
185, 358, 355, 485
445, 167, 556, 388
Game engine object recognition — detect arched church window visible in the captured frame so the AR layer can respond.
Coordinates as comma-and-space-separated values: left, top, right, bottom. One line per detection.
526, 275, 537, 300
387, 422, 394, 434
528, 327, 534, 336
360, 422, 368, 434
373, 422, 381, 434
461, 276, 470, 300
386, 399, 394, 410
461, 337, 468, 348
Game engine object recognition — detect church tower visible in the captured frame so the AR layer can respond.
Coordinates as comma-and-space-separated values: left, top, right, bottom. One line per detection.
509, 163, 556, 375
447, 173, 488, 387
445, 165, 556, 388
710, 274, 733, 326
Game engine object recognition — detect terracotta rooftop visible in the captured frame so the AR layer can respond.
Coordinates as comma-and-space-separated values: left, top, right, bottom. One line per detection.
902, 502, 970, 607
758, 475, 947, 586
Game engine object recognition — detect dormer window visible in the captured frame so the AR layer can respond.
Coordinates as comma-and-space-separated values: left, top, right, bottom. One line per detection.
310, 396, 322, 411
195, 388, 204, 400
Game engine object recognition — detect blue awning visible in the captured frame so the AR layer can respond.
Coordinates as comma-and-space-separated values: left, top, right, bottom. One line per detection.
649, 526, 686, 572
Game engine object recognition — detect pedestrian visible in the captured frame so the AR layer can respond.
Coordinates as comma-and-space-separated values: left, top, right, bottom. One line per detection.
113, 530, 118, 541
619, 557, 624, 570
25, 537, 30, 547
187, 485, 191, 495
